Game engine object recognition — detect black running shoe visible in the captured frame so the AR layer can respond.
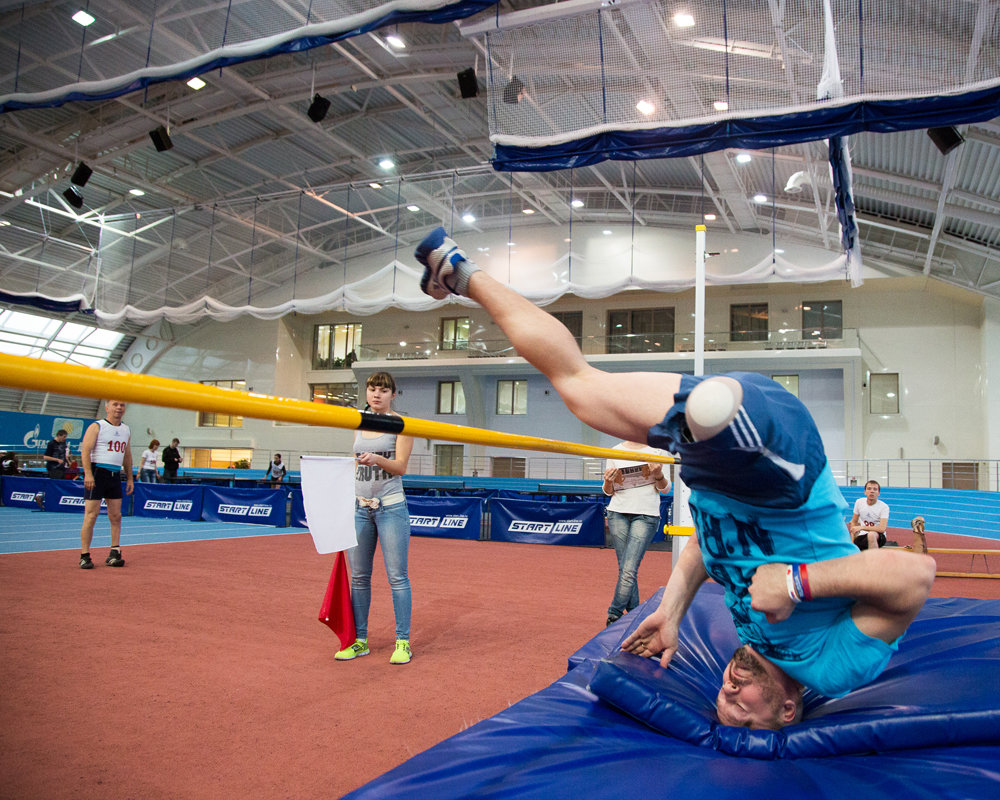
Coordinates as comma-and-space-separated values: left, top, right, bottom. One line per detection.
105, 549, 125, 567
80, 553, 94, 570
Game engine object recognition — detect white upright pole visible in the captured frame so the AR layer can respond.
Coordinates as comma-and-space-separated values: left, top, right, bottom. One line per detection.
672, 224, 707, 568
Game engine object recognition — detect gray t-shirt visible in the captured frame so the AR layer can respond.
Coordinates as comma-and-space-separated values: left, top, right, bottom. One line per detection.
354, 431, 404, 499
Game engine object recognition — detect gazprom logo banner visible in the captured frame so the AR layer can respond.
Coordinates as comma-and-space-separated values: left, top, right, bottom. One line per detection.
407, 496, 482, 540
133, 484, 202, 520
202, 486, 285, 526
0, 410, 89, 450
488, 498, 604, 546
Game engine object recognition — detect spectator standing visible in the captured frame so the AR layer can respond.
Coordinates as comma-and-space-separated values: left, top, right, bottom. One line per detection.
139, 439, 160, 482
162, 438, 182, 482
44, 429, 70, 479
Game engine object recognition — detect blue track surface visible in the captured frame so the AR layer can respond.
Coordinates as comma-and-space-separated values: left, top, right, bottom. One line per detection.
0, 507, 296, 554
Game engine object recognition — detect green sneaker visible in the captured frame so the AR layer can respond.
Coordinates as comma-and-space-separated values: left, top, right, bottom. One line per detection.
389, 639, 412, 665
334, 639, 369, 661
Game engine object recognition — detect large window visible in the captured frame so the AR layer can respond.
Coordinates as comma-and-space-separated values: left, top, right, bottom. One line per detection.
313, 323, 361, 369
440, 317, 470, 351
0, 308, 124, 367
188, 447, 254, 469
772, 374, 799, 397
311, 382, 358, 406
730, 303, 769, 342
802, 300, 843, 339
551, 310, 583, 347
437, 380, 466, 414
496, 379, 527, 415
435, 444, 464, 476
607, 308, 674, 353
870, 372, 900, 414
198, 379, 245, 427
492, 456, 526, 478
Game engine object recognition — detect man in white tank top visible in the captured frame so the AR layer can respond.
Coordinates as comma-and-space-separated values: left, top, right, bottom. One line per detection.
78, 399, 133, 569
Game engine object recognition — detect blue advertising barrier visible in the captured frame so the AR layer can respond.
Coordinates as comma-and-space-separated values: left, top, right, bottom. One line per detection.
488, 498, 605, 546
2, 475, 49, 508
289, 490, 307, 528
41, 477, 115, 514
133, 483, 203, 521
201, 486, 287, 526
407, 496, 482, 540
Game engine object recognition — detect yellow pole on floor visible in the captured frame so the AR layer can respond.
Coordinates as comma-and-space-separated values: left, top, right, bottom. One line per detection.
0, 353, 677, 465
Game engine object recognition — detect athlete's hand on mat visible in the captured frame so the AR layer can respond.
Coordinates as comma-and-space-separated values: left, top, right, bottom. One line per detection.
620, 609, 680, 668
749, 562, 796, 624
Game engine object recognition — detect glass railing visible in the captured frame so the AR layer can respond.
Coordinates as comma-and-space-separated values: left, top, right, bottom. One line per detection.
354, 328, 858, 362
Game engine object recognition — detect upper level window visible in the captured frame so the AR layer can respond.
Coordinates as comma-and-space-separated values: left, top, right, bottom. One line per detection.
313, 323, 361, 369
730, 303, 768, 342
311, 382, 358, 407
198, 379, 245, 427
551, 310, 583, 347
497, 379, 527, 415
772, 374, 799, 397
437, 380, 466, 414
870, 372, 900, 414
802, 300, 842, 339
440, 317, 470, 351
607, 308, 674, 353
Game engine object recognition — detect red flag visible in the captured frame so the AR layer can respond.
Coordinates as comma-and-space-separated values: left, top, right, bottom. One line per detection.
318, 550, 356, 646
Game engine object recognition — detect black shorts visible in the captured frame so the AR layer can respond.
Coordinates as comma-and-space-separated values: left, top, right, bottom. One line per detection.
854, 530, 887, 550
85, 467, 123, 501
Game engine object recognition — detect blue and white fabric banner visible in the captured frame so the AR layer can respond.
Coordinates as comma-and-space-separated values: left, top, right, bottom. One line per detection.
1, 475, 49, 508
289, 490, 307, 529
201, 486, 286, 526
40, 478, 111, 514
408, 496, 482, 540
488, 498, 605, 546
133, 483, 202, 520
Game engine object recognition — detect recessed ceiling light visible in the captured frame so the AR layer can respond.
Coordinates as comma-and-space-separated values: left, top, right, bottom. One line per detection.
602, 229, 612, 235
369, 182, 382, 189
462, 213, 476, 223
571, 198, 584, 208
386, 34, 405, 49
522, 208, 535, 215
507, 241, 516, 247
129, 189, 145, 196
187, 76, 206, 90
713, 100, 729, 111
406, 204, 419, 212
674, 13, 695, 28
0, 220, 10, 227
703, 213, 716, 221
72, 10, 95, 26
775, 248, 785, 254
753, 194, 768, 203
379, 158, 394, 170
636, 99, 655, 115
735, 153, 752, 164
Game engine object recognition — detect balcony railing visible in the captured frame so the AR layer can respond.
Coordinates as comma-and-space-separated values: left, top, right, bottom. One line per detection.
353, 329, 858, 362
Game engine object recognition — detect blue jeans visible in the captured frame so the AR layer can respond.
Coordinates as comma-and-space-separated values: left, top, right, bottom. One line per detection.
606, 511, 658, 619
139, 469, 157, 483
347, 501, 412, 640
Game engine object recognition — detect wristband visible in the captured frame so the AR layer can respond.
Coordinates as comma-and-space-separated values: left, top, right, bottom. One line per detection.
797, 563, 813, 601
785, 565, 802, 604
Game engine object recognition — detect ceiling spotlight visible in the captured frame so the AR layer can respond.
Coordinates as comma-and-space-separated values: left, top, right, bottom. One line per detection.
503, 76, 525, 105
735, 153, 752, 164
522, 208, 535, 215
62, 186, 84, 210
406, 204, 420, 212
704, 213, 716, 221
753, 194, 768, 203
386, 34, 405, 49
927, 126, 965, 156
70, 161, 92, 187
307, 93, 331, 123
72, 10, 95, 26
462, 213, 476, 224
636, 99, 655, 115
674, 13, 695, 27
186, 76, 206, 90
379, 158, 395, 170
713, 100, 729, 111
571, 198, 584, 208
602, 229, 612, 235
369, 182, 382, 189
149, 125, 173, 152
129, 189, 145, 196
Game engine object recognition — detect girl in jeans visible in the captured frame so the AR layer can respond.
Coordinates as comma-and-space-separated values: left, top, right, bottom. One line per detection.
335, 372, 415, 665
602, 441, 672, 626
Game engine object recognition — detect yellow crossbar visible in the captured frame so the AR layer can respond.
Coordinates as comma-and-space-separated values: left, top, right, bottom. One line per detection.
0, 353, 677, 465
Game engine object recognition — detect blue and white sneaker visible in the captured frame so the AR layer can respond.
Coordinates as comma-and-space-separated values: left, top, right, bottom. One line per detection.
415, 227, 467, 299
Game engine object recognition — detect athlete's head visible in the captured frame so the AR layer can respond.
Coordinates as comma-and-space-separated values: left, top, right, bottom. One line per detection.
105, 399, 127, 424
365, 372, 397, 413
716, 645, 803, 729
864, 480, 881, 503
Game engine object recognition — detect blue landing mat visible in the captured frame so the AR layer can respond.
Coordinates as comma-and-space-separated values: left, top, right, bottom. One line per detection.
344, 586, 1000, 800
